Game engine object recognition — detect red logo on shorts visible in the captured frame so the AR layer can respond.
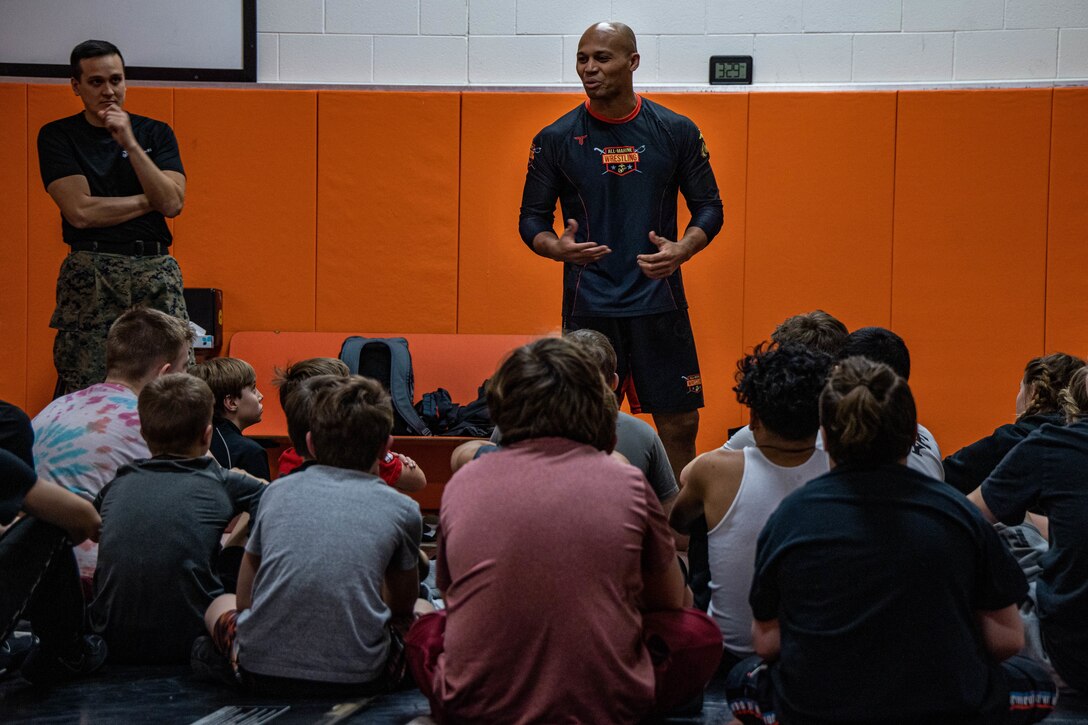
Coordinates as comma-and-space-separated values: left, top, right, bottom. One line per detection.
683, 374, 702, 394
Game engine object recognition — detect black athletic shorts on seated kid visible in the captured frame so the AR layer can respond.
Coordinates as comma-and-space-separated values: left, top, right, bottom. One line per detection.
564, 309, 704, 415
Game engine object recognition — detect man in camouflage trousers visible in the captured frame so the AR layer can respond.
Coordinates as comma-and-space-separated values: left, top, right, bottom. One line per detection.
38, 39, 190, 395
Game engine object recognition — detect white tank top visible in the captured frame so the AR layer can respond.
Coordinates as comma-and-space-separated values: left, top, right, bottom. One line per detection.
708, 445, 830, 656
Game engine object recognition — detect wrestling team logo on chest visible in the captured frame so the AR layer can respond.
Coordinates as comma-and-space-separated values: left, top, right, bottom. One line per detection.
595, 145, 645, 176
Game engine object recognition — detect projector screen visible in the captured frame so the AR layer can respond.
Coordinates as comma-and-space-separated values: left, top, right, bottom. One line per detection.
0, 0, 255, 82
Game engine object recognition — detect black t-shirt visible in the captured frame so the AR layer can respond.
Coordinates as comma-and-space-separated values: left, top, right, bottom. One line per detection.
752, 463, 1026, 725
982, 420, 1088, 692
943, 413, 1063, 495
210, 418, 271, 481
519, 96, 723, 317
90, 455, 264, 664
0, 400, 35, 467
37, 112, 184, 245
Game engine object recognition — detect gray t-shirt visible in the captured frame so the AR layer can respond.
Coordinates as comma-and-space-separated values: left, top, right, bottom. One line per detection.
615, 412, 678, 503
237, 464, 421, 683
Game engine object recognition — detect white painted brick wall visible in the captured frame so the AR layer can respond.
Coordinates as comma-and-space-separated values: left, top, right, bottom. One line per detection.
257, 0, 324, 33
707, 0, 804, 34
469, 35, 563, 83
804, 0, 901, 33
853, 32, 953, 81
374, 36, 467, 83
516, 0, 611, 35
902, 0, 1004, 32
279, 34, 373, 83
955, 30, 1059, 80
252, 0, 1088, 85
611, 0, 706, 36
422, 0, 468, 36
658, 34, 755, 83
325, 0, 419, 35
257, 33, 279, 82
1006, 0, 1088, 30
754, 33, 853, 82
1059, 27, 1088, 77
469, 0, 515, 35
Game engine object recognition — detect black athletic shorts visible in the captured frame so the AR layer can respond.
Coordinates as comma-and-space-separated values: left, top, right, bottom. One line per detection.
564, 309, 704, 415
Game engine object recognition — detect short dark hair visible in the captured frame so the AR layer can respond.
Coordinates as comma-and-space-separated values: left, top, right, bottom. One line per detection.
138, 374, 213, 455
70, 40, 124, 79
309, 376, 394, 471
839, 326, 911, 380
564, 328, 617, 380
105, 307, 192, 382
283, 374, 345, 456
771, 310, 849, 356
190, 358, 257, 417
734, 342, 832, 441
820, 357, 917, 468
273, 357, 350, 410
488, 337, 617, 451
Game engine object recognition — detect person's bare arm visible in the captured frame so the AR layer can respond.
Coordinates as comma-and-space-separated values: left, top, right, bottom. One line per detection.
46, 175, 152, 229
235, 552, 260, 612
670, 450, 744, 534
99, 105, 185, 217
669, 457, 708, 534
967, 486, 1000, 524
450, 440, 495, 473
752, 618, 781, 661
385, 563, 420, 631
977, 604, 1024, 661
393, 454, 427, 493
22, 479, 101, 544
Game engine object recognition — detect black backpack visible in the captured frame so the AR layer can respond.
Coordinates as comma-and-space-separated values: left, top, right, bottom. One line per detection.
338, 336, 432, 436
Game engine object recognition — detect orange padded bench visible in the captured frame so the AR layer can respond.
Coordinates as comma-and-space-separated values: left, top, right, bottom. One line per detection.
227, 331, 541, 510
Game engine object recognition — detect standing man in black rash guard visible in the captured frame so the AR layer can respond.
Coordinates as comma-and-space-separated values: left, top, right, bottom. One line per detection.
38, 39, 190, 396
519, 22, 723, 480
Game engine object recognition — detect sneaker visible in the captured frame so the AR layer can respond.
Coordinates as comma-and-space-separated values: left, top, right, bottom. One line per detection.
0, 632, 39, 680
20, 634, 107, 685
190, 636, 237, 687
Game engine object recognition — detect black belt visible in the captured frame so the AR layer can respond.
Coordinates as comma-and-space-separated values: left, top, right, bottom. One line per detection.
69, 240, 169, 256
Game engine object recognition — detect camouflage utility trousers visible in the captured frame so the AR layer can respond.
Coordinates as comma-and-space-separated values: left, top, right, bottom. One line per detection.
51, 250, 190, 395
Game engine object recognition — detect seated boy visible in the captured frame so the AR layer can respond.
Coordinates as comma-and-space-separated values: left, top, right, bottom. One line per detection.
89, 374, 265, 664
31, 306, 193, 577
273, 358, 425, 492
190, 358, 270, 480
407, 338, 721, 724
200, 376, 424, 694
670, 343, 831, 672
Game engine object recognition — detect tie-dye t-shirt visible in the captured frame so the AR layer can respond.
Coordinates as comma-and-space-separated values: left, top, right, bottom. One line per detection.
32, 383, 150, 498
32, 383, 150, 576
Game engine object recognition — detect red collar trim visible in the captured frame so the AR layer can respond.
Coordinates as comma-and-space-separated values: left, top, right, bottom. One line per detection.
584, 95, 642, 124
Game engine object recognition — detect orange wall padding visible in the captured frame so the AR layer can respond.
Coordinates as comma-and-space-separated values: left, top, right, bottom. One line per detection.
172, 88, 318, 342
0, 84, 28, 405
892, 89, 1052, 452
1046, 88, 1088, 355
3, 82, 1086, 458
